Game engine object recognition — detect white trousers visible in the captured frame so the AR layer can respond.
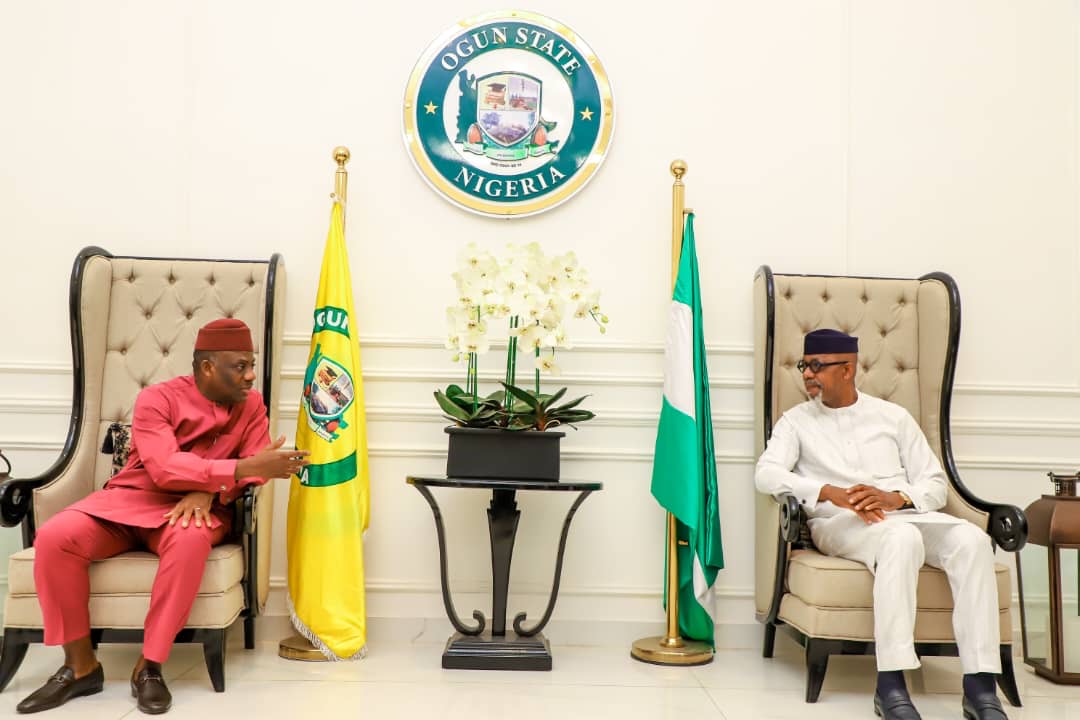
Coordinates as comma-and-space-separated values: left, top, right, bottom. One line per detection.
810, 515, 1001, 674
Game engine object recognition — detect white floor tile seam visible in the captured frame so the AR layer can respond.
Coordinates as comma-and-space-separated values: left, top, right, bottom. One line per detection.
168, 675, 714, 690
701, 685, 731, 720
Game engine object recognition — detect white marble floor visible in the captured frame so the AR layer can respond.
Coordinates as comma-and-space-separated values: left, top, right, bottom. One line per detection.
1, 619, 1077, 719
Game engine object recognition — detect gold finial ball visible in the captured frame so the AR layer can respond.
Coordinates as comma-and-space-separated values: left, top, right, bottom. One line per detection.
333, 146, 351, 166
670, 160, 687, 179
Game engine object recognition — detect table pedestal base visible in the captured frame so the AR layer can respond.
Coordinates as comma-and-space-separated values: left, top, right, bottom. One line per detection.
442, 631, 552, 671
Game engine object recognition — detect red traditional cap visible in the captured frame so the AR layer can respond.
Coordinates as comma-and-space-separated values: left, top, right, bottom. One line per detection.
195, 318, 254, 352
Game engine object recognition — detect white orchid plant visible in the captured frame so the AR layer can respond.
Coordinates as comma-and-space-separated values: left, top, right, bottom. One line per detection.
436, 241, 608, 431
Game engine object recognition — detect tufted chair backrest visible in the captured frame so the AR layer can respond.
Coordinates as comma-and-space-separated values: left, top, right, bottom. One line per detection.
768, 275, 925, 441
33, 248, 286, 529
751, 268, 985, 618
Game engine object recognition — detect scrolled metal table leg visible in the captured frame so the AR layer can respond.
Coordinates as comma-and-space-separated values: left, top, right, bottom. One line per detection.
513, 490, 593, 637
411, 483, 486, 636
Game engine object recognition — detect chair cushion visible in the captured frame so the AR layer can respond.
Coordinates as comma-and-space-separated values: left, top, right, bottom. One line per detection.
4, 586, 244, 630
7, 544, 244, 596
778, 593, 1011, 643
786, 549, 1011, 611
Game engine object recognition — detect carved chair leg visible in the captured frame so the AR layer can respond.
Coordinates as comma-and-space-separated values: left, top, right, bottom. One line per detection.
0, 629, 31, 693
997, 645, 1021, 707
199, 629, 227, 692
244, 616, 255, 650
763, 623, 777, 659
805, 638, 834, 703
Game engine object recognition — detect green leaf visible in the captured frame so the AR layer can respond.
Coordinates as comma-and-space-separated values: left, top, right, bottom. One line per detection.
501, 382, 541, 412
435, 391, 470, 423
553, 394, 590, 412
554, 410, 595, 423
539, 386, 567, 411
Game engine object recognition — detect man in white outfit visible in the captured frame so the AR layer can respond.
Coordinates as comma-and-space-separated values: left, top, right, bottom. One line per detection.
755, 329, 1006, 720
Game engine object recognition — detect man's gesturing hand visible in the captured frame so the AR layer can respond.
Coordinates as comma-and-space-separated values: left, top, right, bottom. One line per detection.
165, 491, 214, 528
236, 435, 310, 480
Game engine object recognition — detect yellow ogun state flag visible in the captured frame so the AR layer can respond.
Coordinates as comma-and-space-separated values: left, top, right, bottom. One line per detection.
287, 199, 370, 659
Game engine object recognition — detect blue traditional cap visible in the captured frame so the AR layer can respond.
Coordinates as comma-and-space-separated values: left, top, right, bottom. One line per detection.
804, 328, 858, 355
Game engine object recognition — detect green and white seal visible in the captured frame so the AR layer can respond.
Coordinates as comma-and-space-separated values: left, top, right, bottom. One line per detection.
403, 11, 615, 218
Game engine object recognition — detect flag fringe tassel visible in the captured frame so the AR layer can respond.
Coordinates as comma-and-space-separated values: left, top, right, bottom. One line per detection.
286, 592, 367, 661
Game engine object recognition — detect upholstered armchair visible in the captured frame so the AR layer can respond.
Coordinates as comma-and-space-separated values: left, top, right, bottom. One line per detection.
0, 246, 285, 692
752, 267, 1026, 704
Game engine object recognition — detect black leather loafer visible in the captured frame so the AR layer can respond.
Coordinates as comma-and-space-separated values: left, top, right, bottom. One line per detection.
873, 688, 923, 720
962, 692, 1009, 720
16, 664, 104, 714
131, 661, 172, 715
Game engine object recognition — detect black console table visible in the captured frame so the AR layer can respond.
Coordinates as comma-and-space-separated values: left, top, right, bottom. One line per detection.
406, 475, 602, 670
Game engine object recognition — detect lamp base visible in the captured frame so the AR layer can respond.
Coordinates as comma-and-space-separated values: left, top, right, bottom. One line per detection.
630, 635, 713, 666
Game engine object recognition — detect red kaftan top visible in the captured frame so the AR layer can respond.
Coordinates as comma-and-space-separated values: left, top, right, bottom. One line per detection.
66, 375, 271, 530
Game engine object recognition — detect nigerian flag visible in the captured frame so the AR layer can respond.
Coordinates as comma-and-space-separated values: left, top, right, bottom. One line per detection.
287, 199, 370, 659
651, 212, 725, 645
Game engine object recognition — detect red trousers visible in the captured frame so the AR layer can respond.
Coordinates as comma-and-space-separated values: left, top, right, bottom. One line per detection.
33, 509, 228, 662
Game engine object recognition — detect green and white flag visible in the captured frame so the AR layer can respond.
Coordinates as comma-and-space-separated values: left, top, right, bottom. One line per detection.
650, 213, 725, 645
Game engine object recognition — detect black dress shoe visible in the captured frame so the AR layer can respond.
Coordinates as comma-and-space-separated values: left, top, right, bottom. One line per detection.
16, 664, 104, 714
131, 662, 172, 715
873, 688, 923, 720
963, 692, 1009, 720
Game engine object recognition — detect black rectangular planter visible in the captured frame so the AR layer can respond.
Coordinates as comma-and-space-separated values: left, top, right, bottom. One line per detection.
445, 426, 564, 481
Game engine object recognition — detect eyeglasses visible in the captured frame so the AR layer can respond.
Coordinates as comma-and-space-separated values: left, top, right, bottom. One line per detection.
796, 359, 848, 374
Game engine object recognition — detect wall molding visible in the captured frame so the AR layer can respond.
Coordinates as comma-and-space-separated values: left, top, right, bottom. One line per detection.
282, 333, 754, 357
266, 575, 755, 600
4, 358, 1080, 399
275, 403, 754, 431
952, 382, 1080, 397
5, 436, 1079, 472
281, 366, 752, 390
0, 397, 71, 415
0, 362, 71, 376
11, 394, 1080, 439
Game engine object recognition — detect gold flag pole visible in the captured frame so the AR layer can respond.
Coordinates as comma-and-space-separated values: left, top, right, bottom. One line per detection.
334, 145, 350, 207
630, 160, 713, 666
279, 146, 352, 662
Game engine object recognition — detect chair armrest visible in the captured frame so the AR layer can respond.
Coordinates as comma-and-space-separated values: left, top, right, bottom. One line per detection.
233, 484, 260, 536
987, 503, 1027, 552
762, 492, 807, 625
0, 477, 46, 528
778, 492, 805, 544
941, 456, 1027, 551
234, 484, 263, 617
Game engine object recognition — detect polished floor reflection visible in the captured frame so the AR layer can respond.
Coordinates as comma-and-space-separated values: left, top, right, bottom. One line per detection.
0, 619, 1076, 719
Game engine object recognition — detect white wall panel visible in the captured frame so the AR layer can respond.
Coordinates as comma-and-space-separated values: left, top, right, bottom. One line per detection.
848, 1, 1078, 386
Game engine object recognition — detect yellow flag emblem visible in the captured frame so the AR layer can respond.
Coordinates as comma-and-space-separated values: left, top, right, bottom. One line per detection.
286, 201, 369, 659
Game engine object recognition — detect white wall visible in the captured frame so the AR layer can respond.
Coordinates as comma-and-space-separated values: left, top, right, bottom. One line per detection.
2, 0, 1078, 627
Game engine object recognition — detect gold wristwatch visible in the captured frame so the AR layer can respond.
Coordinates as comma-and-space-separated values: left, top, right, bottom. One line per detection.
896, 491, 914, 510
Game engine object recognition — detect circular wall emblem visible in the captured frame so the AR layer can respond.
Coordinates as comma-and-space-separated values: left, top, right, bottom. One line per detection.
403, 11, 615, 218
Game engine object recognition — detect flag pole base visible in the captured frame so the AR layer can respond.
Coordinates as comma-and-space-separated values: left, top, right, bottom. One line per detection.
278, 634, 329, 662
630, 636, 713, 666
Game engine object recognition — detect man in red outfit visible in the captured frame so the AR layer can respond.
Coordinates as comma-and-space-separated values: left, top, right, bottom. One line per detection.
17, 318, 309, 715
